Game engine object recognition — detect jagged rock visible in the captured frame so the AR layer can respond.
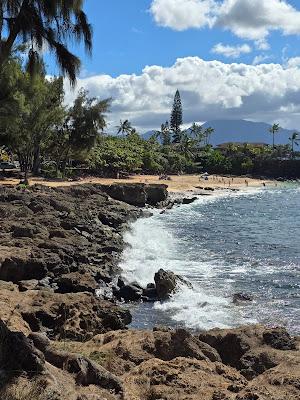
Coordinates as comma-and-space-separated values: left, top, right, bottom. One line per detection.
199, 324, 299, 380
117, 284, 143, 302
154, 269, 192, 299
44, 348, 123, 393
0, 185, 141, 289
0, 319, 45, 381
263, 328, 296, 350
28, 332, 51, 353
19, 291, 132, 340
54, 272, 98, 294
100, 183, 168, 207
142, 287, 158, 302
239, 351, 278, 380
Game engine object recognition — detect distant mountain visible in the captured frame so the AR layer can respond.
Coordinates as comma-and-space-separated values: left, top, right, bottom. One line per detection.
202, 120, 294, 146
141, 120, 295, 146
142, 130, 156, 141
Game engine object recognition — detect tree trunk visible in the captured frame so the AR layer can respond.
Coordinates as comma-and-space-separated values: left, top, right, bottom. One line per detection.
32, 144, 41, 175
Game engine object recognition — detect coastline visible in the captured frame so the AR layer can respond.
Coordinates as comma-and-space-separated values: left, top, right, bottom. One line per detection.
0, 182, 299, 400
0, 173, 275, 193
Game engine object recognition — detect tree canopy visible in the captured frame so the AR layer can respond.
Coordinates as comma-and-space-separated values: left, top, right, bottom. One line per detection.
0, 0, 92, 84
170, 90, 183, 143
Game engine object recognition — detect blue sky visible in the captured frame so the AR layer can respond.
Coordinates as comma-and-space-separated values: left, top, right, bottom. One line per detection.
46, 0, 300, 77
48, 0, 300, 132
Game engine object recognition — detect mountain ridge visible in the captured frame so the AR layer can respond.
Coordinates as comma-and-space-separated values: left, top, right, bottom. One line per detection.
141, 119, 296, 146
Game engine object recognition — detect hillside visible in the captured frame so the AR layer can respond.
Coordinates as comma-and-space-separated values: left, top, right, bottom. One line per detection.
142, 119, 295, 146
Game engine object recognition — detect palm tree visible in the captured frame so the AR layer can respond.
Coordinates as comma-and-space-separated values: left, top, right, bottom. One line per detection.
190, 123, 204, 145
0, 0, 92, 84
116, 119, 133, 136
179, 131, 195, 159
204, 127, 214, 145
289, 132, 300, 154
155, 121, 171, 145
269, 123, 280, 148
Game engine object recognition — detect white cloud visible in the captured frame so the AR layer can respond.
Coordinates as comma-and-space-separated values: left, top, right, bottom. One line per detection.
217, 0, 300, 40
212, 43, 251, 58
252, 54, 271, 65
254, 39, 270, 51
150, 0, 300, 41
150, 0, 216, 30
65, 57, 300, 131
286, 57, 300, 68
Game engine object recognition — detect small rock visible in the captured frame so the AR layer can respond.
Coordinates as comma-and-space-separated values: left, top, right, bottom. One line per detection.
233, 293, 254, 303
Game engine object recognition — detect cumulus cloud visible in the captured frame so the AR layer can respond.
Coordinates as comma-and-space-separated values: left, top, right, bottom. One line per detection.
150, 0, 216, 30
150, 0, 300, 41
211, 43, 251, 58
65, 57, 300, 131
217, 0, 300, 40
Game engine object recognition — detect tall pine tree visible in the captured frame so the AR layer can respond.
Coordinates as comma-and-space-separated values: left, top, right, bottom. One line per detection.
170, 90, 183, 143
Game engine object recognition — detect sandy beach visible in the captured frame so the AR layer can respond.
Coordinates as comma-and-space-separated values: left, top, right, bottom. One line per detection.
0, 174, 275, 193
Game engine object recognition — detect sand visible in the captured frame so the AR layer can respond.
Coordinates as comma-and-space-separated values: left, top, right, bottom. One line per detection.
0, 174, 275, 193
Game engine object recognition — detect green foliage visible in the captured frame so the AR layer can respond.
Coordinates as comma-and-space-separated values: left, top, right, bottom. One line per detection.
47, 89, 111, 175
269, 123, 281, 148
0, 0, 92, 84
0, 57, 65, 180
89, 134, 144, 175
170, 90, 183, 143
89, 129, 197, 176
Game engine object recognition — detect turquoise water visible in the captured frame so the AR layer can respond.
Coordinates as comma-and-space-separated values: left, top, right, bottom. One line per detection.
120, 185, 300, 334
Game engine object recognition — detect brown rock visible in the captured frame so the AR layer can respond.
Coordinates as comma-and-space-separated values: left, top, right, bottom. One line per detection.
0, 319, 45, 381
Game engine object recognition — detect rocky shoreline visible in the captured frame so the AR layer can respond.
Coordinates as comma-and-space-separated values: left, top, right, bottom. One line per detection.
0, 183, 299, 400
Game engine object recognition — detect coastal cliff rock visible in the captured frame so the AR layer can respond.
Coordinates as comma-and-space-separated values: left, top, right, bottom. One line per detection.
0, 183, 299, 399
0, 184, 142, 289
198, 324, 298, 380
99, 182, 168, 207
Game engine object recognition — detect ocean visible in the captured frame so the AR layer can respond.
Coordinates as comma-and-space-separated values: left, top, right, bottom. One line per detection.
120, 184, 300, 334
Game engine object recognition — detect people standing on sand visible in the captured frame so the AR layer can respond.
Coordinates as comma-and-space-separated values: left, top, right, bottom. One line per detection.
245, 179, 249, 187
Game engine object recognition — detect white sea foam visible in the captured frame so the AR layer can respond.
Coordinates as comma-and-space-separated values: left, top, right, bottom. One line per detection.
119, 189, 261, 329
120, 185, 300, 333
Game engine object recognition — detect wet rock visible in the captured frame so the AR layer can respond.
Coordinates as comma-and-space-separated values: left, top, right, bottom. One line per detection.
263, 328, 296, 350
233, 293, 254, 303
117, 276, 129, 288
142, 287, 158, 302
117, 284, 143, 302
182, 196, 198, 205
154, 269, 192, 300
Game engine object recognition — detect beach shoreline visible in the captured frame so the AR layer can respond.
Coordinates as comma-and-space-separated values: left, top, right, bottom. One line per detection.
0, 173, 275, 193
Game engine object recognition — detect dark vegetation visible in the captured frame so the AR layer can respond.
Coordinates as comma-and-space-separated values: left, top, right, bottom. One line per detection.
0, 2, 299, 180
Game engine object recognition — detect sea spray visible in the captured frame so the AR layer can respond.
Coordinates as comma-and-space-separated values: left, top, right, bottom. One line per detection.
120, 186, 300, 333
